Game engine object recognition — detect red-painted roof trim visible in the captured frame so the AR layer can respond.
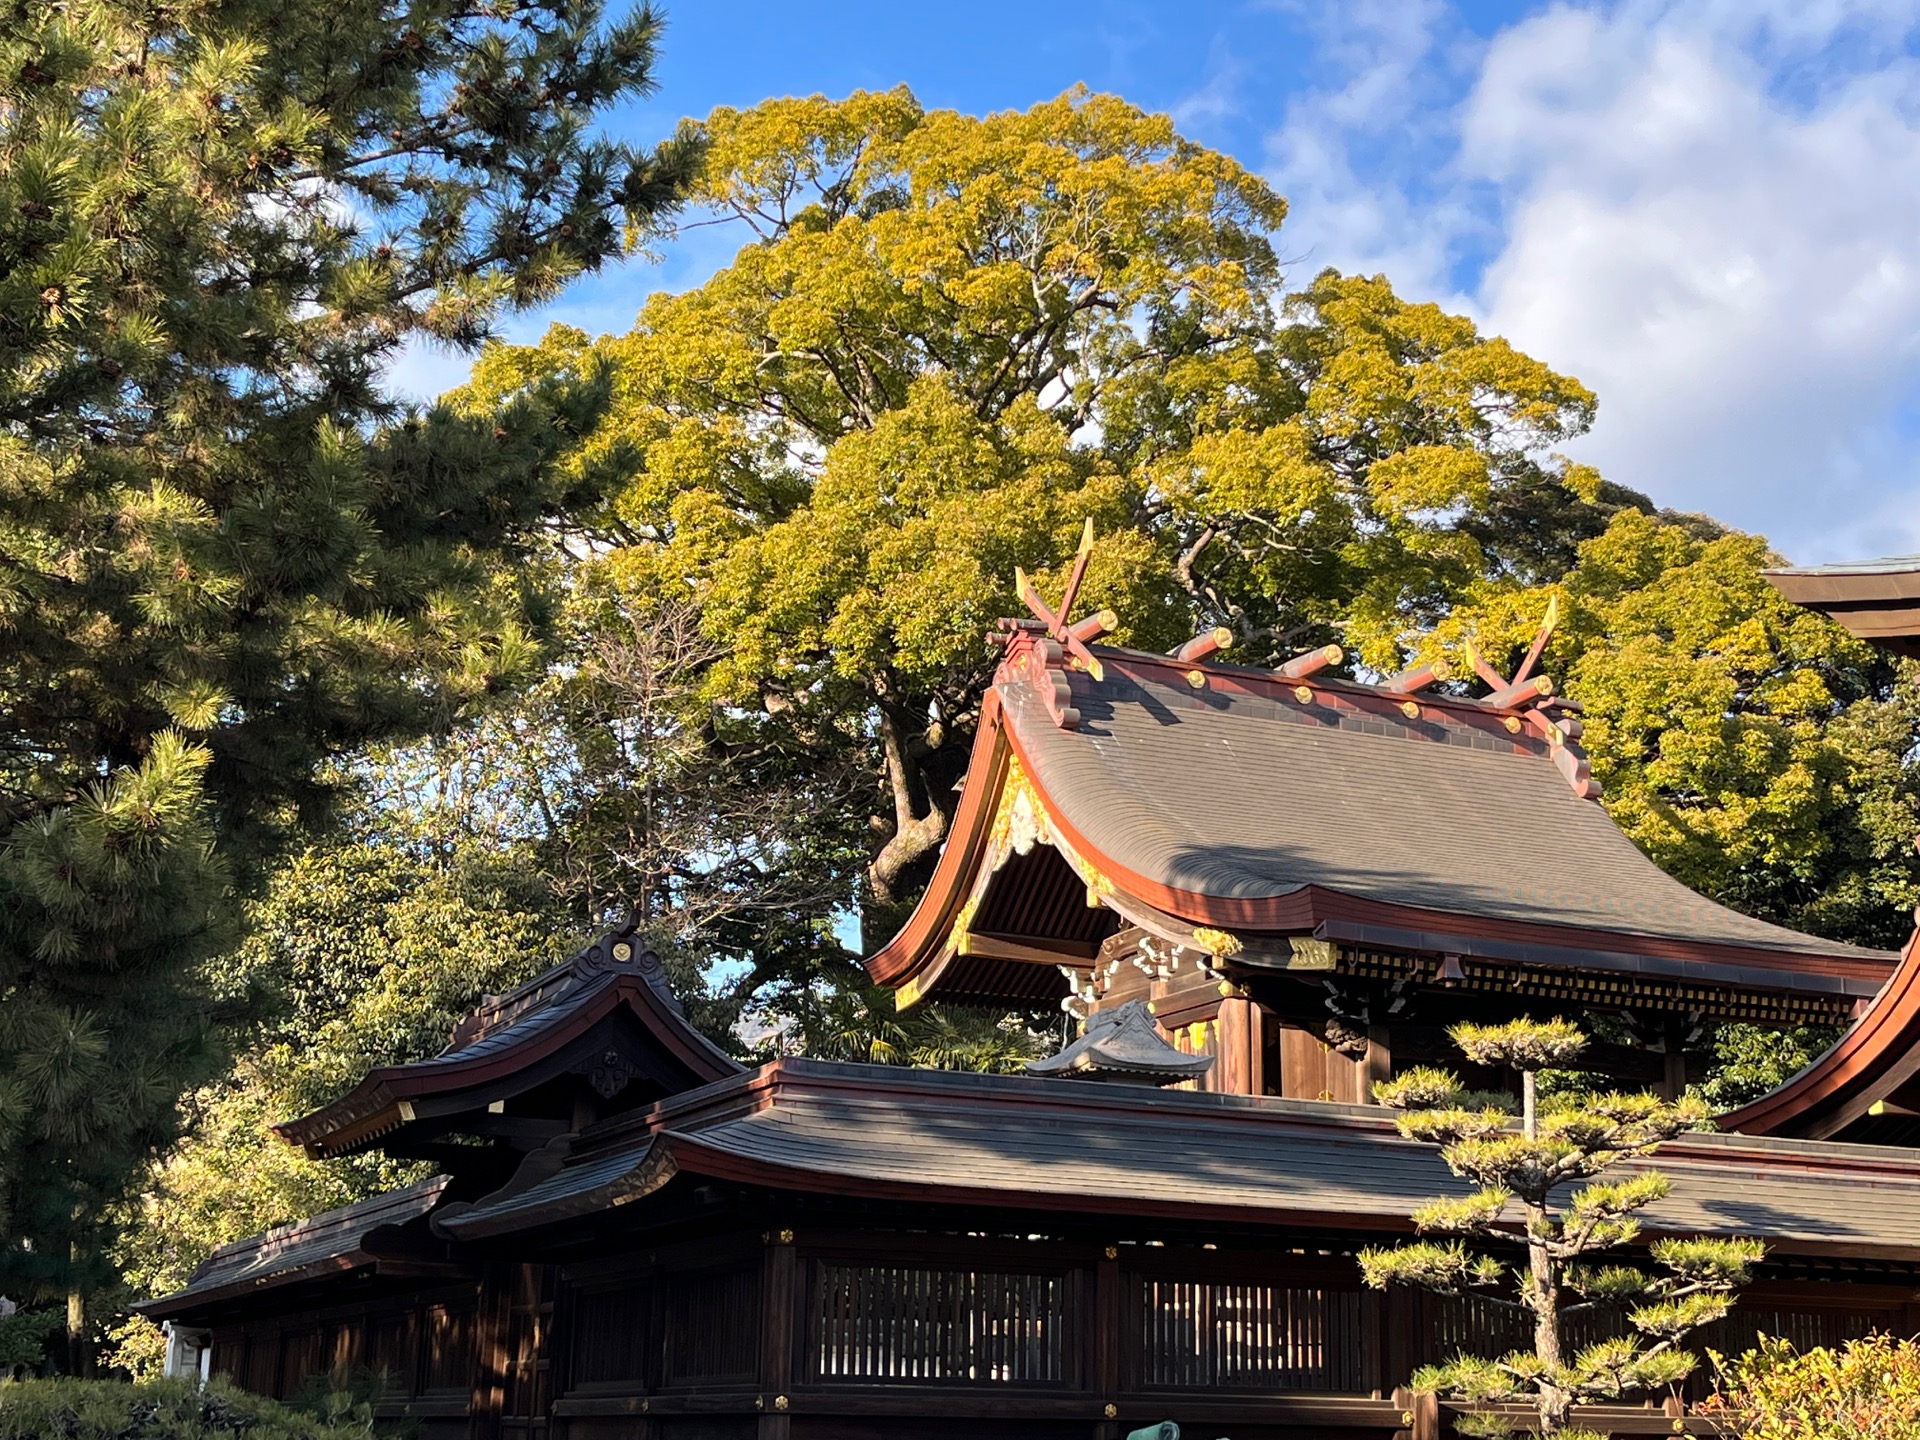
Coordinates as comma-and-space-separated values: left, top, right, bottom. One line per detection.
1722, 928, 1920, 1139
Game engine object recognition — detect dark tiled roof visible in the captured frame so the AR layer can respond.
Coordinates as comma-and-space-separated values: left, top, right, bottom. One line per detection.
141, 1177, 451, 1317
273, 931, 741, 1155
438, 1060, 1920, 1259
1002, 658, 1888, 969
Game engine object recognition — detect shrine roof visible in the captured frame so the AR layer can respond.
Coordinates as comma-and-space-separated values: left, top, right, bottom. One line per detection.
436, 1058, 1920, 1260
1004, 653, 1884, 966
870, 633, 1894, 1002
274, 926, 741, 1158
1766, 555, 1920, 658
1723, 929, 1920, 1143
140, 1177, 453, 1319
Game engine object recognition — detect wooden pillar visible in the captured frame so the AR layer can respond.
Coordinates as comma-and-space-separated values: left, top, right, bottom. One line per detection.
1392, 1385, 1439, 1440
1092, 1246, 1121, 1440
758, 1229, 797, 1440
1366, 1025, 1393, 1100
1661, 1048, 1687, 1101
469, 1263, 512, 1440
1216, 996, 1257, 1095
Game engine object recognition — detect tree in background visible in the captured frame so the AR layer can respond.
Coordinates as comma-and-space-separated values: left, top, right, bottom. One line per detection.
1360, 1020, 1762, 1437
108, 832, 579, 1371
457, 85, 1632, 954
0, 0, 693, 1361
1427, 512, 1920, 950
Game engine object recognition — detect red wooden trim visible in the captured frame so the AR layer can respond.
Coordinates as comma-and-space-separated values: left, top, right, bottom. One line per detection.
864, 691, 1011, 987
1721, 927, 1920, 1137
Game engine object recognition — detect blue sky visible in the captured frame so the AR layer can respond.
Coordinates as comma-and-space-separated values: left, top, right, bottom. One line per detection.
395, 1, 1920, 564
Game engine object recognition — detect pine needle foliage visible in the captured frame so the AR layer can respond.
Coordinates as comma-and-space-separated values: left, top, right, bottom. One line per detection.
1359, 1020, 1762, 1436
0, 0, 693, 1348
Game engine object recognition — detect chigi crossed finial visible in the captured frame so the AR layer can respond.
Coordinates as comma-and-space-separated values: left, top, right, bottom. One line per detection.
1013, 518, 1114, 682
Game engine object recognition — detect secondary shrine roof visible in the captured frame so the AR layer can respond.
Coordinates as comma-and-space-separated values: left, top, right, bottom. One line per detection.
434, 1058, 1920, 1262
140, 1177, 455, 1319
1766, 555, 1920, 658
274, 926, 741, 1159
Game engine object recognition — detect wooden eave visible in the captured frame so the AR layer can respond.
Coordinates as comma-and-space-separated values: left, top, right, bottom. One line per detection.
1722, 929, 1920, 1139
867, 641, 1895, 1007
1766, 559, 1920, 659
273, 974, 740, 1159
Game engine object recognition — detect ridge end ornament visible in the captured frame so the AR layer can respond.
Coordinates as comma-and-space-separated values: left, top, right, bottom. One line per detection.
1013, 518, 1109, 690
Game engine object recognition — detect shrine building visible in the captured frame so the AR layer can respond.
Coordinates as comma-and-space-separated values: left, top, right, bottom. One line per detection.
143, 548, 1920, 1440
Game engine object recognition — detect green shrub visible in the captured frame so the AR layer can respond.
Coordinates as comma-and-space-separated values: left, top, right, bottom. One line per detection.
0, 1377, 373, 1439
1700, 1333, 1920, 1439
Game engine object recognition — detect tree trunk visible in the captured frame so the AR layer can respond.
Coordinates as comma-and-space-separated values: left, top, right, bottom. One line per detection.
863, 703, 952, 941
1530, 1224, 1568, 1433
1522, 1071, 1568, 1434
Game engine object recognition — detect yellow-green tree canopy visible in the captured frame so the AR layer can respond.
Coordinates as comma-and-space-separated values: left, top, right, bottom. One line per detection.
1418, 510, 1920, 950
458, 86, 1627, 920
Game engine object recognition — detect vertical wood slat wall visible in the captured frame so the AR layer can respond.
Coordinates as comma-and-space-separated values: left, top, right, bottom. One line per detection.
201, 1236, 1920, 1436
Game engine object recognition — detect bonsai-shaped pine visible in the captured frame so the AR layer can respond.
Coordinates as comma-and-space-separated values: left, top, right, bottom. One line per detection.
1358, 1018, 1764, 1438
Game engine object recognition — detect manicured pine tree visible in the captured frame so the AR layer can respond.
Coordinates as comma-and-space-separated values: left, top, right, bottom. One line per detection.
0, 0, 695, 1363
1359, 1019, 1762, 1438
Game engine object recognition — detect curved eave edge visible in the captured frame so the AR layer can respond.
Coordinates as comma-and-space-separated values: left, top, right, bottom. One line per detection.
1721, 928, 1920, 1139
996, 704, 1889, 985
864, 691, 1013, 991
273, 978, 742, 1156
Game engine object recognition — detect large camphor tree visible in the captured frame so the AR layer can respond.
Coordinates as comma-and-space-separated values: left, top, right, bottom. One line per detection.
456, 86, 1638, 961
0, 0, 693, 1360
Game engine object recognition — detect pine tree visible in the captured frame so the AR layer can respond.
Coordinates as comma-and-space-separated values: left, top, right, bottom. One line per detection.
1359, 1020, 1762, 1438
0, 0, 694, 1361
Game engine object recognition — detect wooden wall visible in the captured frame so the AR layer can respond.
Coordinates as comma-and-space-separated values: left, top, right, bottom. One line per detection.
204, 1230, 1920, 1440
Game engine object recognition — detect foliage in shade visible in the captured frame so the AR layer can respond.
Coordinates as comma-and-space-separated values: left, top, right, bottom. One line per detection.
1359, 1020, 1762, 1436
0, 0, 692, 1354
108, 833, 582, 1353
454, 85, 1635, 942
0, 1377, 369, 1439
1698, 1333, 1920, 1439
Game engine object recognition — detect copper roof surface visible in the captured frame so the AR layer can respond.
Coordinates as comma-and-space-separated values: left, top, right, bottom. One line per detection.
999, 652, 1890, 971
438, 1059, 1920, 1260
140, 1177, 453, 1318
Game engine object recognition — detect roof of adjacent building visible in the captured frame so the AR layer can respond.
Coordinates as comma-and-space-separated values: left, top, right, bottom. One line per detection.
434, 1057, 1920, 1261
140, 1177, 455, 1319
1766, 556, 1920, 658
870, 635, 1895, 1003
275, 927, 742, 1158
1723, 930, 1920, 1143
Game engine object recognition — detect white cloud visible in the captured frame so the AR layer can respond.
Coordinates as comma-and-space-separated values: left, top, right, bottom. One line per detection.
1265, 0, 1920, 562
1467, 3, 1920, 561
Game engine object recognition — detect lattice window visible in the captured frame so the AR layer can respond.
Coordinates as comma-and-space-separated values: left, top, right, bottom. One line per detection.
665, 1267, 759, 1385
1705, 1306, 1886, 1356
570, 1281, 654, 1388
810, 1264, 1070, 1385
1136, 1280, 1365, 1391
421, 1304, 475, 1393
